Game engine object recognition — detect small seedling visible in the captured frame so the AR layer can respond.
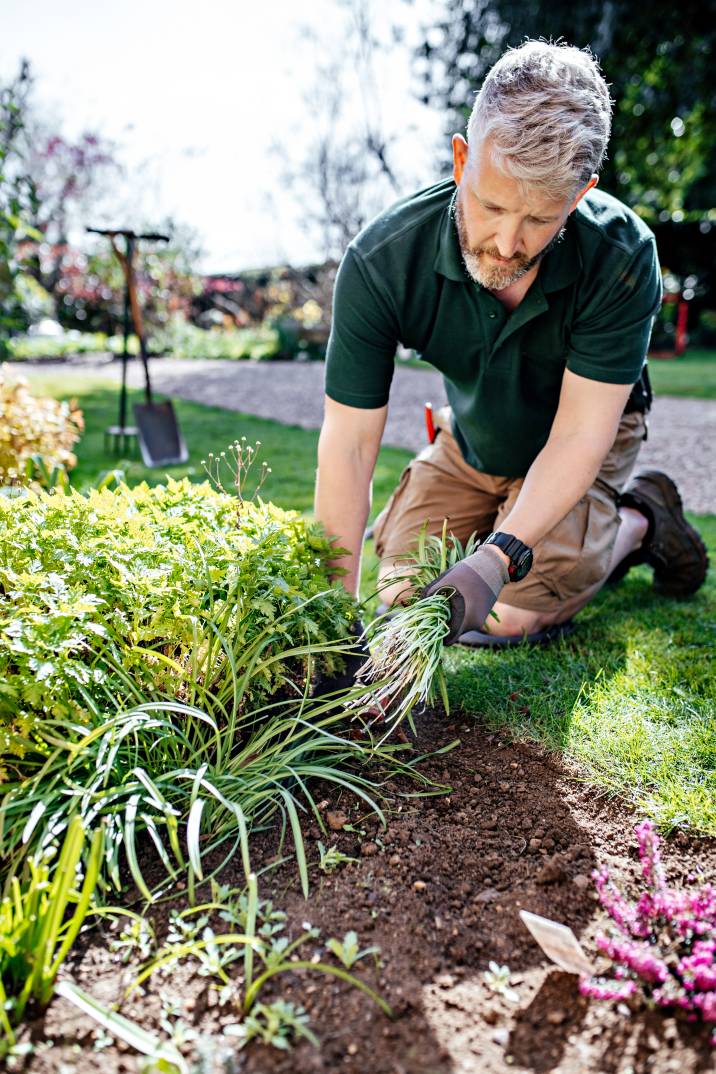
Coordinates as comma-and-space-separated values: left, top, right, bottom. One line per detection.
483, 961, 520, 1003
110, 916, 156, 964
212, 886, 287, 940
166, 910, 210, 946
92, 1028, 114, 1051
326, 931, 380, 970
223, 1000, 318, 1051
158, 991, 198, 1047
195, 928, 243, 981
317, 841, 358, 873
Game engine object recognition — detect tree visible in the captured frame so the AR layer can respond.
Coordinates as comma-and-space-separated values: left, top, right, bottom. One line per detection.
0, 60, 204, 339
0, 61, 40, 353
23, 127, 123, 296
413, 0, 716, 224
281, 0, 411, 261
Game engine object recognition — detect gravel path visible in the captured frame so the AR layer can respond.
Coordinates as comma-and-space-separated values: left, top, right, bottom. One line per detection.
13, 356, 716, 513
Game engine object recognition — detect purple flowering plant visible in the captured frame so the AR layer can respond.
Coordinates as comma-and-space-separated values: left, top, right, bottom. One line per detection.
580, 820, 716, 1043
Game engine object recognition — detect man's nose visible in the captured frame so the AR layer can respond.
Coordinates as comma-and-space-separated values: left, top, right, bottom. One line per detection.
493, 221, 522, 259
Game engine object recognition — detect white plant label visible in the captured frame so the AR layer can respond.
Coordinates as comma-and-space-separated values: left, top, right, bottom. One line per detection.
519, 910, 595, 976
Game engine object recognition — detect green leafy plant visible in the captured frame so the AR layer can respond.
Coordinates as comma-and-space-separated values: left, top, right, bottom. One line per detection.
223, 999, 318, 1050
0, 816, 103, 1055
0, 475, 355, 747
325, 929, 380, 969
317, 841, 358, 873
0, 475, 420, 895
109, 914, 157, 965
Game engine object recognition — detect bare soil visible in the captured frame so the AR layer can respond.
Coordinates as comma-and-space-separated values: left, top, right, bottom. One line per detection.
15, 712, 716, 1074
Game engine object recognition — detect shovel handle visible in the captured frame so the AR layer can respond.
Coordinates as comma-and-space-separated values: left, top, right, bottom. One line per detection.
425, 402, 437, 444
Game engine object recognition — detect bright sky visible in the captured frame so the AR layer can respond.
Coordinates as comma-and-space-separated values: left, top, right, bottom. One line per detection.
3, 0, 446, 273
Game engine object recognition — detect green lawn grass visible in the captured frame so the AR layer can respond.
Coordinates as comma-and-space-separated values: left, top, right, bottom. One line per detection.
398, 348, 716, 400
22, 372, 409, 515
648, 349, 716, 400
23, 369, 716, 835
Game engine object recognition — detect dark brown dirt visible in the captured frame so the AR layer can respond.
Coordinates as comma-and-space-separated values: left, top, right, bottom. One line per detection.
13, 713, 716, 1074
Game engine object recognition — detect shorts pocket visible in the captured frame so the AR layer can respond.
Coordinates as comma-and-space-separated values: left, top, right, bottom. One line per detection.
535, 485, 619, 602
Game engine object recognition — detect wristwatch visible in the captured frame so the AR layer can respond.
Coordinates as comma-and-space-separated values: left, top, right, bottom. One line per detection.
483, 532, 534, 581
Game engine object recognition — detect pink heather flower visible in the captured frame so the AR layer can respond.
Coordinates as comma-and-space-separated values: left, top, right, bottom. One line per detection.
594, 868, 639, 934
693, 993, 716, 1023
636, 820, 666, 890
596, 936, 669, 984
579, 977, 637, 1002
583, 822, 716, 1038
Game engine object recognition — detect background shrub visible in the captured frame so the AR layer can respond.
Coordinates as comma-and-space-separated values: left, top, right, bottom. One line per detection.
0, 368, 83, 486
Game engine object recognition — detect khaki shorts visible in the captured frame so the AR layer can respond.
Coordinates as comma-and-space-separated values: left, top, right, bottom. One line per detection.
372, 407, 648, 613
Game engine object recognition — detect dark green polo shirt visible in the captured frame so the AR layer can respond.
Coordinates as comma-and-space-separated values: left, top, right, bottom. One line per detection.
325, 178, 662, 477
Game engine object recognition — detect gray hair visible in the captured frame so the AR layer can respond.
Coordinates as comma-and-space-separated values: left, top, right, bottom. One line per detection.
467, 40, 613, 202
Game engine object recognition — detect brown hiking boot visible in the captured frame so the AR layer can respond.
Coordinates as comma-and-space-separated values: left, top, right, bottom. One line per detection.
616, 470, 708, 597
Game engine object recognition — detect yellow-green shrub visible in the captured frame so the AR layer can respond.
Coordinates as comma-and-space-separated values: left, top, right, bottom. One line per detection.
0, 367, 83, 487
0, 477, 355, 764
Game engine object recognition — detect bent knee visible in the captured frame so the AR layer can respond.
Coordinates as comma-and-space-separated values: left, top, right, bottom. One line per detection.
488, 602, 548, 637
377, 559, 419, 607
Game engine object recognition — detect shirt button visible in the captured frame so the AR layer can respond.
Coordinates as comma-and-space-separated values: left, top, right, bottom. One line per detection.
489, 312, 497, 319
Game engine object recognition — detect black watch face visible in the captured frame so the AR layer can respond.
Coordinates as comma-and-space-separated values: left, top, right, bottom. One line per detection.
511, 548, 533, 581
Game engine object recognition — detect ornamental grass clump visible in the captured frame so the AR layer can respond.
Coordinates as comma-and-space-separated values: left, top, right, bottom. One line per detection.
353, 527, 480, 731
580, 820, 716, 1042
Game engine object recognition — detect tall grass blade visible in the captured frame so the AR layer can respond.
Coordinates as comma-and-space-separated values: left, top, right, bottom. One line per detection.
244, 872, 258, 1000
56, 981, 187, 1071
186, 798, 205, 882
280, 791, 309, 898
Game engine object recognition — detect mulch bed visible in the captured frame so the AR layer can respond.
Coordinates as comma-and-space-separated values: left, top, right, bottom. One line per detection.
16, 712, 716, 1074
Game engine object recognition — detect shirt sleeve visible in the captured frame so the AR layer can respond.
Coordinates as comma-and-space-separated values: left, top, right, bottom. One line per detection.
324, 247, 399, 408
566, 237, 662, 385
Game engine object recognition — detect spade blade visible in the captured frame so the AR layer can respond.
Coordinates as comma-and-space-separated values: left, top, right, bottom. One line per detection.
133, 400, 188, 468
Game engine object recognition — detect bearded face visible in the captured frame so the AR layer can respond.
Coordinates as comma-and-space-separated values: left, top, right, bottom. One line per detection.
450, 136, 579, 293
454, 194, 566, 291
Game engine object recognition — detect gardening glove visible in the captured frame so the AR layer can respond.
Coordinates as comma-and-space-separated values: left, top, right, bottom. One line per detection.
423, 546, 509, 646
313, 620, 369, 698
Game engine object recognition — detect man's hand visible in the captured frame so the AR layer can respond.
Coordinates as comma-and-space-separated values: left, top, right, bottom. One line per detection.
424, 545, 510, 645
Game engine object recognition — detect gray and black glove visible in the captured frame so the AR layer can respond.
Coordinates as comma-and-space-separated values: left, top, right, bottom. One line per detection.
313, 620, 369, 697
423, 546, 509, 645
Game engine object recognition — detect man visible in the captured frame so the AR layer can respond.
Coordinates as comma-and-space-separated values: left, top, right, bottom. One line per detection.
314, 40, 707, 650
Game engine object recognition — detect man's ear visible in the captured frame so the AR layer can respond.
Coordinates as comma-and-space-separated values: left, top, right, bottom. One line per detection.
568, 174, 599, 214
452, 134, 469, 185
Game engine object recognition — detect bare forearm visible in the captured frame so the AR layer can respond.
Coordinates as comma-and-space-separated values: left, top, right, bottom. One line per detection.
314, 399, 388, 596
315, 446, 373, 598
499, 433, 607, 547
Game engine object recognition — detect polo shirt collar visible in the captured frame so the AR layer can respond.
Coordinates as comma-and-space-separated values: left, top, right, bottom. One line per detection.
433, 185, 583, 293
433, 188, 468, 282
539, 216, 582, 293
